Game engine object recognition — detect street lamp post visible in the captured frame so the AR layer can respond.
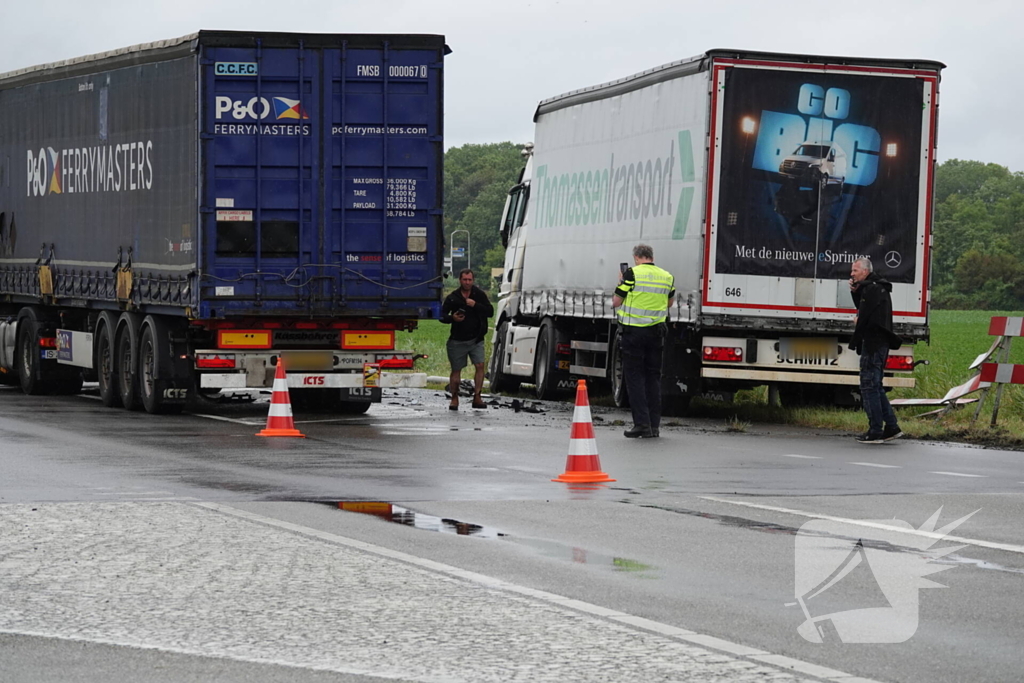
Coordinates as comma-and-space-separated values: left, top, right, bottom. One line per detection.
450, 229, 470, 270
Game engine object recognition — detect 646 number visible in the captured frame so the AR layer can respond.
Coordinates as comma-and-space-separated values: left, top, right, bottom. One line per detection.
725, 287, 742, 297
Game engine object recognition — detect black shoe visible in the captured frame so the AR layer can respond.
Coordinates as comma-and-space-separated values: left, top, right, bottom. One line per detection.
650, 428, 660, 438
624, 425, 653, 438
856, 432, 885, 444
882, 425, 903, 442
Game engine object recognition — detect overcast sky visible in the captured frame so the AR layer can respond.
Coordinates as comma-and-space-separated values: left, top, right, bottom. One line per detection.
3, 0, 1019, 171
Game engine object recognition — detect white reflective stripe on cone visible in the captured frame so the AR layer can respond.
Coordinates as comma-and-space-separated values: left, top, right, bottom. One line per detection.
273, 378, 289, 392
268, 403, 294, 417
572, 406, 592, 422
568, 439, 599, 456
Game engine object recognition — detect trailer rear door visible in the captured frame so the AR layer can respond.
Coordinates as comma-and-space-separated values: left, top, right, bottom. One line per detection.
701, 56, 940, 330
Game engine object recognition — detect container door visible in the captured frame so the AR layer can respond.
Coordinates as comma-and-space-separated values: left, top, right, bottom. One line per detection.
203, 43, 321, 317
322, 44, 444, 317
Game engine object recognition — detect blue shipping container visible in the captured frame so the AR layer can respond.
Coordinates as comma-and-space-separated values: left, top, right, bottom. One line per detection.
0, 31, 448, 321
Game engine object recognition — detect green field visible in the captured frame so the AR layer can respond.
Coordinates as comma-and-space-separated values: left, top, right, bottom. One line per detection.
399, 312, 1024, 446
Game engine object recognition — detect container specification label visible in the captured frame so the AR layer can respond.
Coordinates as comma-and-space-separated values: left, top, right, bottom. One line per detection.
345, 178, 424, 215
387, 178, 419, 217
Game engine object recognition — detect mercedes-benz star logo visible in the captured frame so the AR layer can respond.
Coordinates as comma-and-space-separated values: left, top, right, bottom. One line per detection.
885, 251, 902, 268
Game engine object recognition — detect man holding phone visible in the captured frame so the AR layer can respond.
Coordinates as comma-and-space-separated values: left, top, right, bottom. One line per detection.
612, 244, 675, 438
849, 257, 903, 444
441, 268, 494, 410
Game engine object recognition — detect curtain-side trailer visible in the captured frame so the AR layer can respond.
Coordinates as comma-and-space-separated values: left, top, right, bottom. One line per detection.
489, 49, 942, 411
0, 31, 449, 414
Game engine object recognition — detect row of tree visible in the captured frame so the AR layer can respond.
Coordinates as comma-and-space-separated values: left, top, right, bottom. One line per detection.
443, 142, 525, 290
932, 160, 1024, 309
444, 145, 1024, 309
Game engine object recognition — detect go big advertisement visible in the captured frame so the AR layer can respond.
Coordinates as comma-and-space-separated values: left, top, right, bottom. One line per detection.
714, 66, 930, 283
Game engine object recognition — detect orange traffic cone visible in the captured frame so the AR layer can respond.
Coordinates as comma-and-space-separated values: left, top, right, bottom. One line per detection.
553, 379, 615, 483
257, 361, 306, 438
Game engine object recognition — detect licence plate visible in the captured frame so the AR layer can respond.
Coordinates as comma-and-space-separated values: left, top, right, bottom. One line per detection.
779, 337, 837, 362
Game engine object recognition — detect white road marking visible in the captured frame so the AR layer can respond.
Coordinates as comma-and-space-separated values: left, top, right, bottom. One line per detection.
702, 496, 1024, 555
779, 454, 822, 460
848, 462, 901, 469
196, 501, 882, 683
929, 471, 987, 478
96, 491, 176, 496
189, 413, 262, 425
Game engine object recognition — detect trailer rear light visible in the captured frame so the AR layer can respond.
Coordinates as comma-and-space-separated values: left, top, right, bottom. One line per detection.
197, 354, 236, 369
378, 358, 414, 369
703, 346, 743, 362
38, 337, 58, 348
886, 355, 914, 371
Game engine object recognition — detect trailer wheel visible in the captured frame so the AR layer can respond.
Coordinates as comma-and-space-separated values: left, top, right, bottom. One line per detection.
95, 312, 122, 407
139, 320, 185, 415
16, 318, 50, 395
115, 313, 143, 411
533, 321, 559, 400
488, 321, 520, 394
609, 328, 629, 409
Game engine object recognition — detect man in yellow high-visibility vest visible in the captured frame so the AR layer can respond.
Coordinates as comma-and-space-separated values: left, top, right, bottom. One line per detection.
612, 244, 675, 438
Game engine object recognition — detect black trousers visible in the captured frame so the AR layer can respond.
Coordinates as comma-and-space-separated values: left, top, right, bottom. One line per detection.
620, 324, 665, 430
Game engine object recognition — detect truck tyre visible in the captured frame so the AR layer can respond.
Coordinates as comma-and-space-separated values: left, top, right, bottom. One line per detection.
533, 321, 558, 400
488, 320, 520, 394
16, 317, 51, 395
115, 313, 143, 411
292, 389, 371, 414
609, 328, 629, 409
139, 317, 185, 415
337, 400, 371, 415
95, 312, 122, 407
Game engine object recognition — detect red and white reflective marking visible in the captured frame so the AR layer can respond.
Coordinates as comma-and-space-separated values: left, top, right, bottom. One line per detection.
988, 316, 1024, 337
979, 363, 1024, 385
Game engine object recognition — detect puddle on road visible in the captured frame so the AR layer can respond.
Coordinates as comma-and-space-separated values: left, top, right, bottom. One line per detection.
326, 501, 655, 575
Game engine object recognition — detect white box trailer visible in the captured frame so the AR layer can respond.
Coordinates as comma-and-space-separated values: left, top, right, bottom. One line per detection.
490, 49, 942, 410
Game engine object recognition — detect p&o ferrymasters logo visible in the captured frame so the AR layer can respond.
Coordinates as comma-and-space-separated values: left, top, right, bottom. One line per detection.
26, 141, 154, 198
214, 96, 311, 136
214, 96, 310, 121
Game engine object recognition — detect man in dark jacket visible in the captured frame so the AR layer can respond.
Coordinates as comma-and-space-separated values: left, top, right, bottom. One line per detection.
849, 257, 903, 444
440, 269, 493, 410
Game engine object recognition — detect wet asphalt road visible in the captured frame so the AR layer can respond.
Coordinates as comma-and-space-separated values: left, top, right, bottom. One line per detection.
1, 383, 1023, 682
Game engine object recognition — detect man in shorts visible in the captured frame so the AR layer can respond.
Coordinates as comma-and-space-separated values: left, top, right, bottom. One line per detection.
441, 269, 493, 410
